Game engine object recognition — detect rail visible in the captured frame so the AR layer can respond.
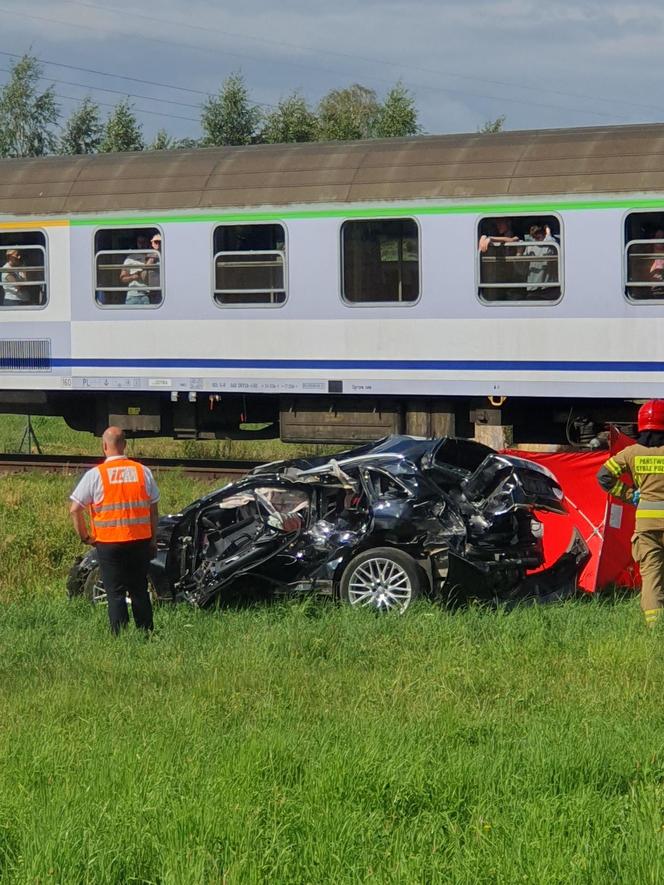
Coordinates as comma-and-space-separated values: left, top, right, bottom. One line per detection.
0, 453, 261, 481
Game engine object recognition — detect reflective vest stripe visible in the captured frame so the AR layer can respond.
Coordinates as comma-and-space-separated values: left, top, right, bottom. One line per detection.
94, 500, 149, 514
93, 516, 152, 528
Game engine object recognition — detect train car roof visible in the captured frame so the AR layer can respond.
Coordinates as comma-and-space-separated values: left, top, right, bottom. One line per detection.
2, 122, 664, 216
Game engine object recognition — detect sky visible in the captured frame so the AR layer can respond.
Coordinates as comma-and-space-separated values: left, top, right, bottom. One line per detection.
0, 0, 660, 142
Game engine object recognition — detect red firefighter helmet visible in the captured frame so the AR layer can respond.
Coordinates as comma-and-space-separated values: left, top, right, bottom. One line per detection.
638, 400, 664, 431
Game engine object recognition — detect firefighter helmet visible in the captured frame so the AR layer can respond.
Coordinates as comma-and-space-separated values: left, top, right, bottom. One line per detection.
638, 400, 664, 431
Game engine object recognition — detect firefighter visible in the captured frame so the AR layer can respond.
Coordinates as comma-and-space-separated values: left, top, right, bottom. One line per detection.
597, 400, 664, 626
69, 426, 160, 634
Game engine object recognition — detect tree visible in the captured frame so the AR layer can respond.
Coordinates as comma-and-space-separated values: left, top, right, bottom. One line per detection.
317, 84, 380, 141
201, 72, 261, 146
374, 82, 421, 138
59, 97, 103, 155
0, 54, 59, 158
260, 92, 318, 144
100, 99, 144, 153
148, 129, 174, 151
478, 115, 506, 134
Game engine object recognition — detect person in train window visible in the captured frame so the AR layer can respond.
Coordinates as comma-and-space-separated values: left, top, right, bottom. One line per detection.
119, 234, 150, 305
144, 233, 162, 304
479, 219, 520, 300
1, 249, 29, 305
523, 225, 558, 292
648, 229, 664, 297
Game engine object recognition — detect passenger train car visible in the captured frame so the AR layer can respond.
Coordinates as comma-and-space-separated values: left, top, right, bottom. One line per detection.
1, 122, 664, 443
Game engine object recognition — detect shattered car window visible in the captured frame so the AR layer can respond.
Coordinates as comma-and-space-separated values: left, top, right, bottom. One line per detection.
362, 468, 411, 500
255, 487, 310, 532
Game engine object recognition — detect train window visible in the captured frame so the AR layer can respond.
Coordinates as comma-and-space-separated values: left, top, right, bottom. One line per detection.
0, 231, 47, 308
477, 216, 561, 303
624, 212, 664, 301
213, 224, 286, 306
342, 219, 419, 304
94, 227, 163, 307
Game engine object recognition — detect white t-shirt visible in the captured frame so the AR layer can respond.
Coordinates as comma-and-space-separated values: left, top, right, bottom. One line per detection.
70, 455, 160, 507
2, 262, 29, 303
122, 255, 149, 305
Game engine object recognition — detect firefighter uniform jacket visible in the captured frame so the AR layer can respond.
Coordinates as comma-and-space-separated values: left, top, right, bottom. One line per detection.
597, 444, 664, 531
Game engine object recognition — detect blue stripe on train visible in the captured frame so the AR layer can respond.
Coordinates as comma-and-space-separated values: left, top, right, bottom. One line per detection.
52, 358, 664, 371
4, 357, 664, 372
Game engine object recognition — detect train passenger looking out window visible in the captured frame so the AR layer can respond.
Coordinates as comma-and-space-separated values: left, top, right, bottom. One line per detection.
120, 234, 150, 306
624, 214, 664, 301
523, 225, 557, 291
2, 249, 28, 305
145, 234, 162, 304
0, 231, 47, 308
95, 227, 163, 307
648, 230, 664, 297
478, 215, 561, 303
478, 218, 519, 253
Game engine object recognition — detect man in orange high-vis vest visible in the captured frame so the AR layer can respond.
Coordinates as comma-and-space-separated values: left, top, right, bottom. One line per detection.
69, 426, 160, 634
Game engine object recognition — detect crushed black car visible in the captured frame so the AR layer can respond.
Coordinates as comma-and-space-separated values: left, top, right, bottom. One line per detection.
67, 435, 590, 613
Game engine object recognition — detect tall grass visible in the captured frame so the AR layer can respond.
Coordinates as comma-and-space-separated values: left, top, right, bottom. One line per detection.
0, 414, 342, 462
1, 595, 663, 883
2, 464, 661, 882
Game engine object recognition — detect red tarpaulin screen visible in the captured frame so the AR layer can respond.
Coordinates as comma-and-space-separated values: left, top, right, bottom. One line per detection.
504, 432, 639, 592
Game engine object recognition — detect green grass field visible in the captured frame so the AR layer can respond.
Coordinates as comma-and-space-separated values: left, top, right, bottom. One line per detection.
0, 414, 341, 462
2, 456, 663, 882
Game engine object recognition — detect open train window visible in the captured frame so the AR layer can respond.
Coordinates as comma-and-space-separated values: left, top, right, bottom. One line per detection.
624, 212, 664, 302
94, 227, 163, 308
0, 231, 47, 308
477, 215, 561, 303
213, 224, 286, 307
342, 219, 419, 304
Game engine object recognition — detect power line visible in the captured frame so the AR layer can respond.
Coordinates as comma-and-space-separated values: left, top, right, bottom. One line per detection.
0, 4, 638, 122
59, 0, 664, 120
0, 64, 202, 124
53, 91, 200, 123
0, 49, 207, 97
0, 6, 284, 107
4, 66, 201, 110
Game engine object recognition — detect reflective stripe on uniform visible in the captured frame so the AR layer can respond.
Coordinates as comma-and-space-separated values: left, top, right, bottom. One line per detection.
92, 516, 152, 528
603, 457, 623, 477
610, 479, 628, 498
636, 500, 664, 519
94, 500, 149, 514
645, 608, 662, 623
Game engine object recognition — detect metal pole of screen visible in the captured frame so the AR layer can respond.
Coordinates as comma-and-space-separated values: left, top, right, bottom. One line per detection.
18, 415, 42, 455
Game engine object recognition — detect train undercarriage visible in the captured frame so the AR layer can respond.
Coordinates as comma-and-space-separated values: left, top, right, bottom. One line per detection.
0, 390, 640, 447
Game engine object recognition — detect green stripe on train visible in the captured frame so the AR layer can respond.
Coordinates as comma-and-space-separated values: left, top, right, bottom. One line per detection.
69, 196, 664, 227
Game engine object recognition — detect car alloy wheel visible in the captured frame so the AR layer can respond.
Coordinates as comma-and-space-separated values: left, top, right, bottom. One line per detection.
340, 548, 421, 613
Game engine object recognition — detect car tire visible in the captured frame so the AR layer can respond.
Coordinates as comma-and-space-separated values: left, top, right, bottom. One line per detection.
339, 547, 422, 613
66, 560, 87, 599
82, 566, 159, 607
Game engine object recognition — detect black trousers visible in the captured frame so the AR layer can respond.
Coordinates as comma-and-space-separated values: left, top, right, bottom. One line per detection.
95, 539, 153, 634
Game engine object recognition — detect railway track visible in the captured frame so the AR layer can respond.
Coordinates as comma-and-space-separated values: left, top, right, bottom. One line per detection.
0, 453, 260, 481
